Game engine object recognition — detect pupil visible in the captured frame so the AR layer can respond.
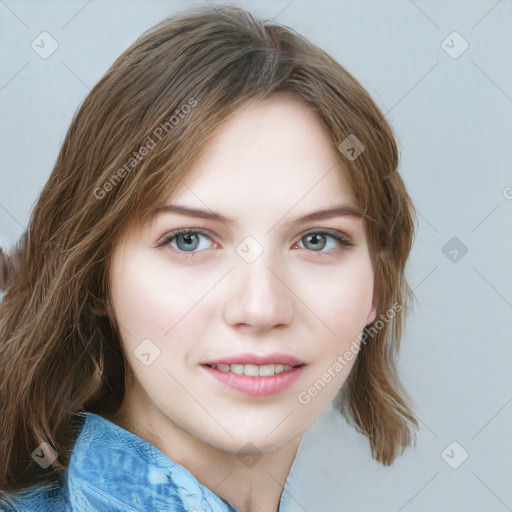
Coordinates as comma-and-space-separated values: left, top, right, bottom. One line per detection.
178, 233, 198, 251
305, 234, 325, 251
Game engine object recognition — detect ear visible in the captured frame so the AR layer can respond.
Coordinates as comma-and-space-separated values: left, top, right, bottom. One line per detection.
366, 286, 378, 325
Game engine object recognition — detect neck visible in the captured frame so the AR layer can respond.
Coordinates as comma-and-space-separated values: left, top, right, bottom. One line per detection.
106, 402, 302, 512
183, 436, 301, 512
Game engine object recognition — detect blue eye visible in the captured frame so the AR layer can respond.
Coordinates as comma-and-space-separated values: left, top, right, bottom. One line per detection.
299, 231, 354, 252
157, 228, 353, 258
158, 229, 213, 255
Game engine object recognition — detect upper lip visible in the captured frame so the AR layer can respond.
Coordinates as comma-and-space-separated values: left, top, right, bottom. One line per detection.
203, 353, 305, 367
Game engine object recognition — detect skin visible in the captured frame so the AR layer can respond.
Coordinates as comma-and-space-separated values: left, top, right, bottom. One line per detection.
106, 92, 377, 512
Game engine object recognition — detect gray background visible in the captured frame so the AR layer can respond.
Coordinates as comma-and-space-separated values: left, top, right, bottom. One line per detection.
1, 0, 511, 510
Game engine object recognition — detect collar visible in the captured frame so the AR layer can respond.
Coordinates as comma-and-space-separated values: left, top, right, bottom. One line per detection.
66, 411, 239, 511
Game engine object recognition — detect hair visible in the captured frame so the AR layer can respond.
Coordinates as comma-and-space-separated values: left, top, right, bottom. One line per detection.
0, 3, 418, 498
0, 248, 15, 293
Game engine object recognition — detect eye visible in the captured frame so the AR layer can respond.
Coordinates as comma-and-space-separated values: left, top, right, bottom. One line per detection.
297, 230, 354, 253
157, 227, 354, 259
157, 228, 214, 256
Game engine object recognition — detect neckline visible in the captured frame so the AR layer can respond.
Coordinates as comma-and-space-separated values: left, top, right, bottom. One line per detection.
77, 410, 306, 512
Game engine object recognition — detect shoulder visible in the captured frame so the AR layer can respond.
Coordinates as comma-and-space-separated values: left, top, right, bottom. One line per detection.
65, 411, 236, 511
65, 411, 189, 510
0, 482, 69, 512
1, 412, 236, 511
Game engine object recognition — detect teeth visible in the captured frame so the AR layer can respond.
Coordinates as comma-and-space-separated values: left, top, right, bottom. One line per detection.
258, 364, 276, 376
211, 363, 294, 376
230, 364, 244, 375
244, 364, 259, 376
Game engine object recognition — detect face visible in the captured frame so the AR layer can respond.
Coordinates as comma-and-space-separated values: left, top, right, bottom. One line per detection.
108, 93, 377, 456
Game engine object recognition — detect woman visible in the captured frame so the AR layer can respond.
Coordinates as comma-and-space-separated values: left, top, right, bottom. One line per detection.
0, 5, 418, 511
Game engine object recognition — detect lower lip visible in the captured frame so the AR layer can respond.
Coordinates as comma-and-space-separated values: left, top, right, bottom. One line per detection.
202, 365, 305, 397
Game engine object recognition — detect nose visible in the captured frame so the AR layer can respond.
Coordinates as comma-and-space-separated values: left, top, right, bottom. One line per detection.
222, 255, 294, 332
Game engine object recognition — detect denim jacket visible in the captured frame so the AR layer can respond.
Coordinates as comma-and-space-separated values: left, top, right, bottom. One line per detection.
2, 412, 292, 511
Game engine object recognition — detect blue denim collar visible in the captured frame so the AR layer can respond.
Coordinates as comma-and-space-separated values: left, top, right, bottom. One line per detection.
66, 411, 240, 511
2, 410, 300, 511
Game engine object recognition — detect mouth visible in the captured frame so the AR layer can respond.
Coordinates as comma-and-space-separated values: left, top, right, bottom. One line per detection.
201, 353, 306, 397
204, 362, 299, 376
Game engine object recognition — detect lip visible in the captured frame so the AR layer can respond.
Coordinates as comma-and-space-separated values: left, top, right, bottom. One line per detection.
202, 364, 306, 397
203, 353, 305, 366
202, 353, 306, 397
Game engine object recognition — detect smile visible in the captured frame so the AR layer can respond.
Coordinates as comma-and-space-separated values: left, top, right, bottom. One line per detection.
201, 353, 306, 396
208, 363, 293, 376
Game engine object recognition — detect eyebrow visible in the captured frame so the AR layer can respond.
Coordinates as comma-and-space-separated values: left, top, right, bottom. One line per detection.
153, 203, 366, 228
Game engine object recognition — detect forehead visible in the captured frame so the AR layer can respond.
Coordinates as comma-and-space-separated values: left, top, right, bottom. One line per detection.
169, 93, 357, 212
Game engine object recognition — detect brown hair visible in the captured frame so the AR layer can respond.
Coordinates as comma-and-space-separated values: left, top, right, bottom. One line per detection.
0, 4, 418, 497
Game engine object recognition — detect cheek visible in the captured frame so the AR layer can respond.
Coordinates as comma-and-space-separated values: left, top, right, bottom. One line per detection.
299, 259, 375, 338
110, 252, 193, 340
294, 265, 374, 408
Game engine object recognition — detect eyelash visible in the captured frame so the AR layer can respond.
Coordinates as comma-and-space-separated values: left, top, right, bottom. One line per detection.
156, 227, 354, 259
